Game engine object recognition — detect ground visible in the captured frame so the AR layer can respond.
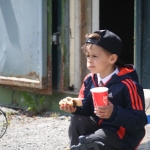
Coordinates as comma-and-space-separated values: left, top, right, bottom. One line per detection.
0, 107, 70, 150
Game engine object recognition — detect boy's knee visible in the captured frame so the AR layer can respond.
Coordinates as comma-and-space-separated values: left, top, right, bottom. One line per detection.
70, 135, 104, 150
71, 115, 92, 127
71, 114, 90, 121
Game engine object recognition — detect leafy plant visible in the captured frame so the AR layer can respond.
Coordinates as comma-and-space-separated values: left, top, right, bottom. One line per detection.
50, 112, 60, 119
22, 92, 46, 115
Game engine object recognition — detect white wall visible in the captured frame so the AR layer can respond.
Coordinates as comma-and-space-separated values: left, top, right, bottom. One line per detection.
69, 0, 81, 92
69, 0, 99, 92
92, 0, 99, 32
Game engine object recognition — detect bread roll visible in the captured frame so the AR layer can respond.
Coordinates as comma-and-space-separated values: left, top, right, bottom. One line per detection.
71, 98, 82, 107
59, 97, 82, 107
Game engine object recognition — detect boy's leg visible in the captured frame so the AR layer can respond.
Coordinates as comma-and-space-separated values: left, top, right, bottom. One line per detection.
70, 129, 123, 150
83, 129, 123, 150
69, 115, 99, 146
69, 115, 123, 150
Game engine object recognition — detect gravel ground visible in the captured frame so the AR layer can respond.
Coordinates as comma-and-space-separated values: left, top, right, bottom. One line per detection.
0, 107, 71, 150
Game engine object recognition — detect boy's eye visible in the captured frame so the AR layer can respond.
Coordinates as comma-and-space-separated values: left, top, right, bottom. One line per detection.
93, 55, 97, 57
86, 55, 90, 58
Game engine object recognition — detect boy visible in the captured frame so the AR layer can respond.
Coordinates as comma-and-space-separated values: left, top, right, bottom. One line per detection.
60, 30, 147, 150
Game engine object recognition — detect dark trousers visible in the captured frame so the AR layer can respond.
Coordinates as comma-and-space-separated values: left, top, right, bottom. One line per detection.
69, 115, 123, 150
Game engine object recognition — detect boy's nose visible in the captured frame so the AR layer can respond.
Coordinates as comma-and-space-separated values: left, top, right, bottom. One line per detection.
87, 57, 93, 63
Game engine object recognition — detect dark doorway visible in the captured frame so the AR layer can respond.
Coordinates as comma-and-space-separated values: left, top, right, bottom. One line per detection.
52, 0, 61, 89
100, 0, 134, 64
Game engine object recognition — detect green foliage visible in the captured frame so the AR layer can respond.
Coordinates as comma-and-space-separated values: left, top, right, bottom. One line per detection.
22, 92, 46, 115
50, 112, 60, 119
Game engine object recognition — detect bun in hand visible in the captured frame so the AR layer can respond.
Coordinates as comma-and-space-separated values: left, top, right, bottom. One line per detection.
59, 97, 82, 107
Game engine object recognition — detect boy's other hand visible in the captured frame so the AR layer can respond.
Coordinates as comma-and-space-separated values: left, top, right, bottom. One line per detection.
94, 101, 114, 119
60, 104, 76, 113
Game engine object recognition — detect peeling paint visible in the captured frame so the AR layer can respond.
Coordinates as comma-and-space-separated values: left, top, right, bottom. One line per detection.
0, 0, 52, 95
2, 85, 52, 95
0, 76, 39, 88
46, 54, 52, 91
4, 72, 40, 80
0, 54, 52, 95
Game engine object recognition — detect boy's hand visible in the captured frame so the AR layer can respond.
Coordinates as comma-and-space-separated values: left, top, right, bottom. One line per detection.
60, 104, 76, 113
94, 101, 114, 119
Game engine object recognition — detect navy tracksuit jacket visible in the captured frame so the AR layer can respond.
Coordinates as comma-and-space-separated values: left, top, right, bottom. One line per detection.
74, 65, 147, 150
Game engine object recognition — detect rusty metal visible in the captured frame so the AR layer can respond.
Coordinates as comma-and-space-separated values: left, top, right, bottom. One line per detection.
46, 54, 52, 92
0, 72, 40, 80
0, 54, 52, 95
59, 56, 64, 92
0, 0, 52, 95
0, 76, 40, 89
57, 0, 70, 92
25, 72, 39, 80
80, 0, 92, 83
2, 54, 52, 95
2, 85, 52, 95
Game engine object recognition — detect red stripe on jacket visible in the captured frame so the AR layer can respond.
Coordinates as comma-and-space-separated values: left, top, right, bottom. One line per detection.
98, 119, 103, 126
78, 83, 85, 98
122, 79, 143, 110
128, 79, 143, 110
123, 79, 140, 110
122, 80, 136, 109
78, 73, 93, 98
117, 126, 126, 139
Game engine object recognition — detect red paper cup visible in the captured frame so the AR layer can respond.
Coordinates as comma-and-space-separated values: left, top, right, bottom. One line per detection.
90, 87, 108, 107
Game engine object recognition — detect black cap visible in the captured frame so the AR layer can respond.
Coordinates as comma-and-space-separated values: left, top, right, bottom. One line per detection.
86, 30, 122, 57
86, 30, 125, 67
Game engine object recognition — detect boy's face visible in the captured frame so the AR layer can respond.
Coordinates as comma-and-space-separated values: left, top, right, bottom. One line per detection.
86, 44, 117, 77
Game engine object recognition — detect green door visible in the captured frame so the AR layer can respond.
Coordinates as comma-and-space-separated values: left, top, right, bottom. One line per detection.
134, 0, 150, 88
51, 0, 69, 91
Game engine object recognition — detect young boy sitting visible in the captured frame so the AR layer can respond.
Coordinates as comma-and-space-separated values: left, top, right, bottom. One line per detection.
60, 30, 147, 150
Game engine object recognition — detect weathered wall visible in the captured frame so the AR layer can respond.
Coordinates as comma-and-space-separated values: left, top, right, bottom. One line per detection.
141, 0, 150, 88
69, 0, 93, 92
134, 0, 150, 88
80, 0, 92, 84
0, 0, 77, 111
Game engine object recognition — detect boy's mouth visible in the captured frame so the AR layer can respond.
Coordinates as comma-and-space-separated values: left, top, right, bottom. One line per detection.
88, 66, 95, 68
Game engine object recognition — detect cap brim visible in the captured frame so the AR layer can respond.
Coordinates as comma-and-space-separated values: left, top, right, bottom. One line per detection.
115, 58, 125, 67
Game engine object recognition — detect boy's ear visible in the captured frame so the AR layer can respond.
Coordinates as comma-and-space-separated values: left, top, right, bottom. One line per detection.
109, 54, 118, 64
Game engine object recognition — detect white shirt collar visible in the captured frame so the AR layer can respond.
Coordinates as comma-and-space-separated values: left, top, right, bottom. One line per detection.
97, 66, 119, 85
